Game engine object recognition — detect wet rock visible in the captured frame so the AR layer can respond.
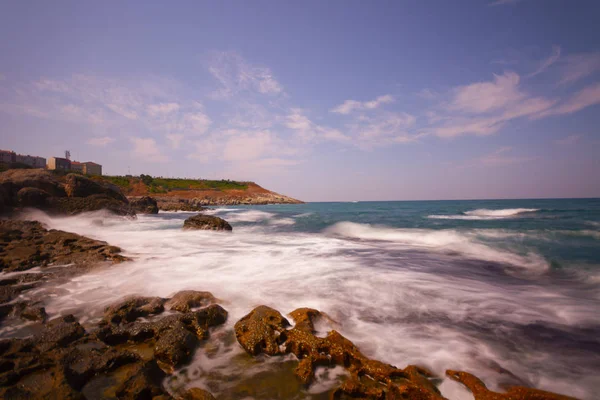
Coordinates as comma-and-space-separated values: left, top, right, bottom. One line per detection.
156, 197, 207, 212
182, 387, 217, 400
446, 370, 577, 400
0, 219, 129, 274
11, 302, 47, 322
183, 214, 232, 231
235, 306, 443, 398
47, 194, 135, 217
154, 321, 199, 372
234, 305, 290, 356
129, 196, 159, 214
17, 187, 50, 208
104, 296, 165, 324
114, 360, 167, 399
35, 315, 86, 352
165, 290, 217, 313
0, 169, 67, 198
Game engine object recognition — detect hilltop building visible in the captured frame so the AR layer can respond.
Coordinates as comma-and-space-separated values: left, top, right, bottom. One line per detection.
1, 150, 46, 168
82, 162, 102, 176
47, 157, 71, 171
70, 161, 84, 173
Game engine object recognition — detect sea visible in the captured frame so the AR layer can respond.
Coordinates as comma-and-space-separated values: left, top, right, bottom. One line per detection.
6, 198, 600, 399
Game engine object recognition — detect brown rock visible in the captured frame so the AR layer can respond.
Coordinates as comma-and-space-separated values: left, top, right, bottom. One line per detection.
183, 214, 232, 231
165, 290, 217, 313
64, 173, 127, 202
446, 370, 577, 400
234, 305, 290, 356
182, 387, 217, 400
103, 296, 165, 324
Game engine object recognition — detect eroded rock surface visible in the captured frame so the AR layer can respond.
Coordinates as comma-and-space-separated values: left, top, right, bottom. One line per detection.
0, 290, 227, 399
183, 214, 232, 231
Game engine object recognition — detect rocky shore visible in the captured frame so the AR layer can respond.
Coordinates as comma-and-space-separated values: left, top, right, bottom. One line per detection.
0, 169, 580, 399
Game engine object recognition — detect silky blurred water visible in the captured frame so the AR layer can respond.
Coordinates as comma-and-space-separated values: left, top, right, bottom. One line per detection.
7, 198, 600, 399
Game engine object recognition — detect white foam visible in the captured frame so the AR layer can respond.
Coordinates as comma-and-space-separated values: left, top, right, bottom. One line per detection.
428, 208, 539, 220
13, 210, 597, 399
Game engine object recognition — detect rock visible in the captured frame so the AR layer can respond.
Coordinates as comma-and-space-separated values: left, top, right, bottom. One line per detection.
47, 194, 135, 217
15, 303, 47, 322
129, 196, 159, 214
0, 219, 129, 274
114, 360, 167, 399
155, 197, 207, 212
234, 305, 290, 356
165, 290, 217, 313
64, 346, 140, 389
235, 306, 444, 398
64, 173, 127, 202
182, 387, 217, 400
154, 321, 199, 371
35, 315, 86, 352
103, 296, 165, 324
16, 187, 50, 208
446, 370, 577, 400
183, 214, 232, 231
0, 169, 66, 198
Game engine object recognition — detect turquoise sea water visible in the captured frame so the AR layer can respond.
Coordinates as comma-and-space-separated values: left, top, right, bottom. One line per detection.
18, 198, 600, 399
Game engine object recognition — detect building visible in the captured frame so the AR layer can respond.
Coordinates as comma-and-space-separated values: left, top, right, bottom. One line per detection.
16, 154, 46, 168
83, 162, 102, 176
0, 150, 16, 164
47, 157, 71, 171
70, 161, 84, 173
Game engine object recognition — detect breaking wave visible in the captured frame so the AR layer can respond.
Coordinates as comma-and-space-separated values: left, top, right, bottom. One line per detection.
428, 208, 539, 220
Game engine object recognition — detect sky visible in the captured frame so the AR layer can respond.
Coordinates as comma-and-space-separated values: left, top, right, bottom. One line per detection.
1, 0, 599, 201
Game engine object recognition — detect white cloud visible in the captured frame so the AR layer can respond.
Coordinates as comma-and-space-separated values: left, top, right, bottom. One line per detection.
147, 102, 180, 116
87, 136, 115, 147
331, 95, 394, 114
527, 45, 561, 78
430, 72, 556, 138
208, 51, 283, 99
554, 134, 582, 146
537, 82, 600, 117
285, 109, 351, 143
450, 72, 524, 113
130, 137, 168, 162
222, 130, 274, 162
166, 133, 184, 149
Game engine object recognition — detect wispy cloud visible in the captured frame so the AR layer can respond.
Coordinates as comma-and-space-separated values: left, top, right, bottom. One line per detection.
537, 82, 600, 117
208, 51, 283, 99
554, 134, 582, 146
87, 136, 115, 147
130, 137, 168, 162
331, 95, 394, 114
480, 146, 535, 166
559, 52, 600, 85
527, 45, 561, 78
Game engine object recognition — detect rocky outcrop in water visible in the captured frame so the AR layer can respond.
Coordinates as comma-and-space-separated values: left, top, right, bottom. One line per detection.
234, 305, 578, 400
0, 219, 128, 323
0, 169, 134, 216
0, 290, 228, 399
128, 196, 159, 214
183, 214, 232, 231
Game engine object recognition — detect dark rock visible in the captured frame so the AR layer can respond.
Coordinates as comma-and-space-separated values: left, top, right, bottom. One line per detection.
12, 302, 47, 322
165, 290, 217, 313
0, 219, 129, 273
64, 173, 127, 202
129, 196, 159, 214
35, 315, 86, 351
154, 321, 199, 372
234, 305, 290, 356
0, 169, 66, 198
114, 360, 167, 399
183, 214, 232, 231
156, 197, 207, 212
47, 194, 135, 217
16, 187, 50, 208
103, 296, 165, 324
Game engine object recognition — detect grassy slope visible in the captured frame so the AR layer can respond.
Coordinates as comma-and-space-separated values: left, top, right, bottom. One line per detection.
98, 175, 249, 195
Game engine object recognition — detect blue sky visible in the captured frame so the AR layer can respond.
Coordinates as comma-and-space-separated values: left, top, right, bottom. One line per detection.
1, 0, 599, 201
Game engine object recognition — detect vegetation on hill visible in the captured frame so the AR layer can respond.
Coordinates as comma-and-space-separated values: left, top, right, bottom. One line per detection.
97, 174, 249, 195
